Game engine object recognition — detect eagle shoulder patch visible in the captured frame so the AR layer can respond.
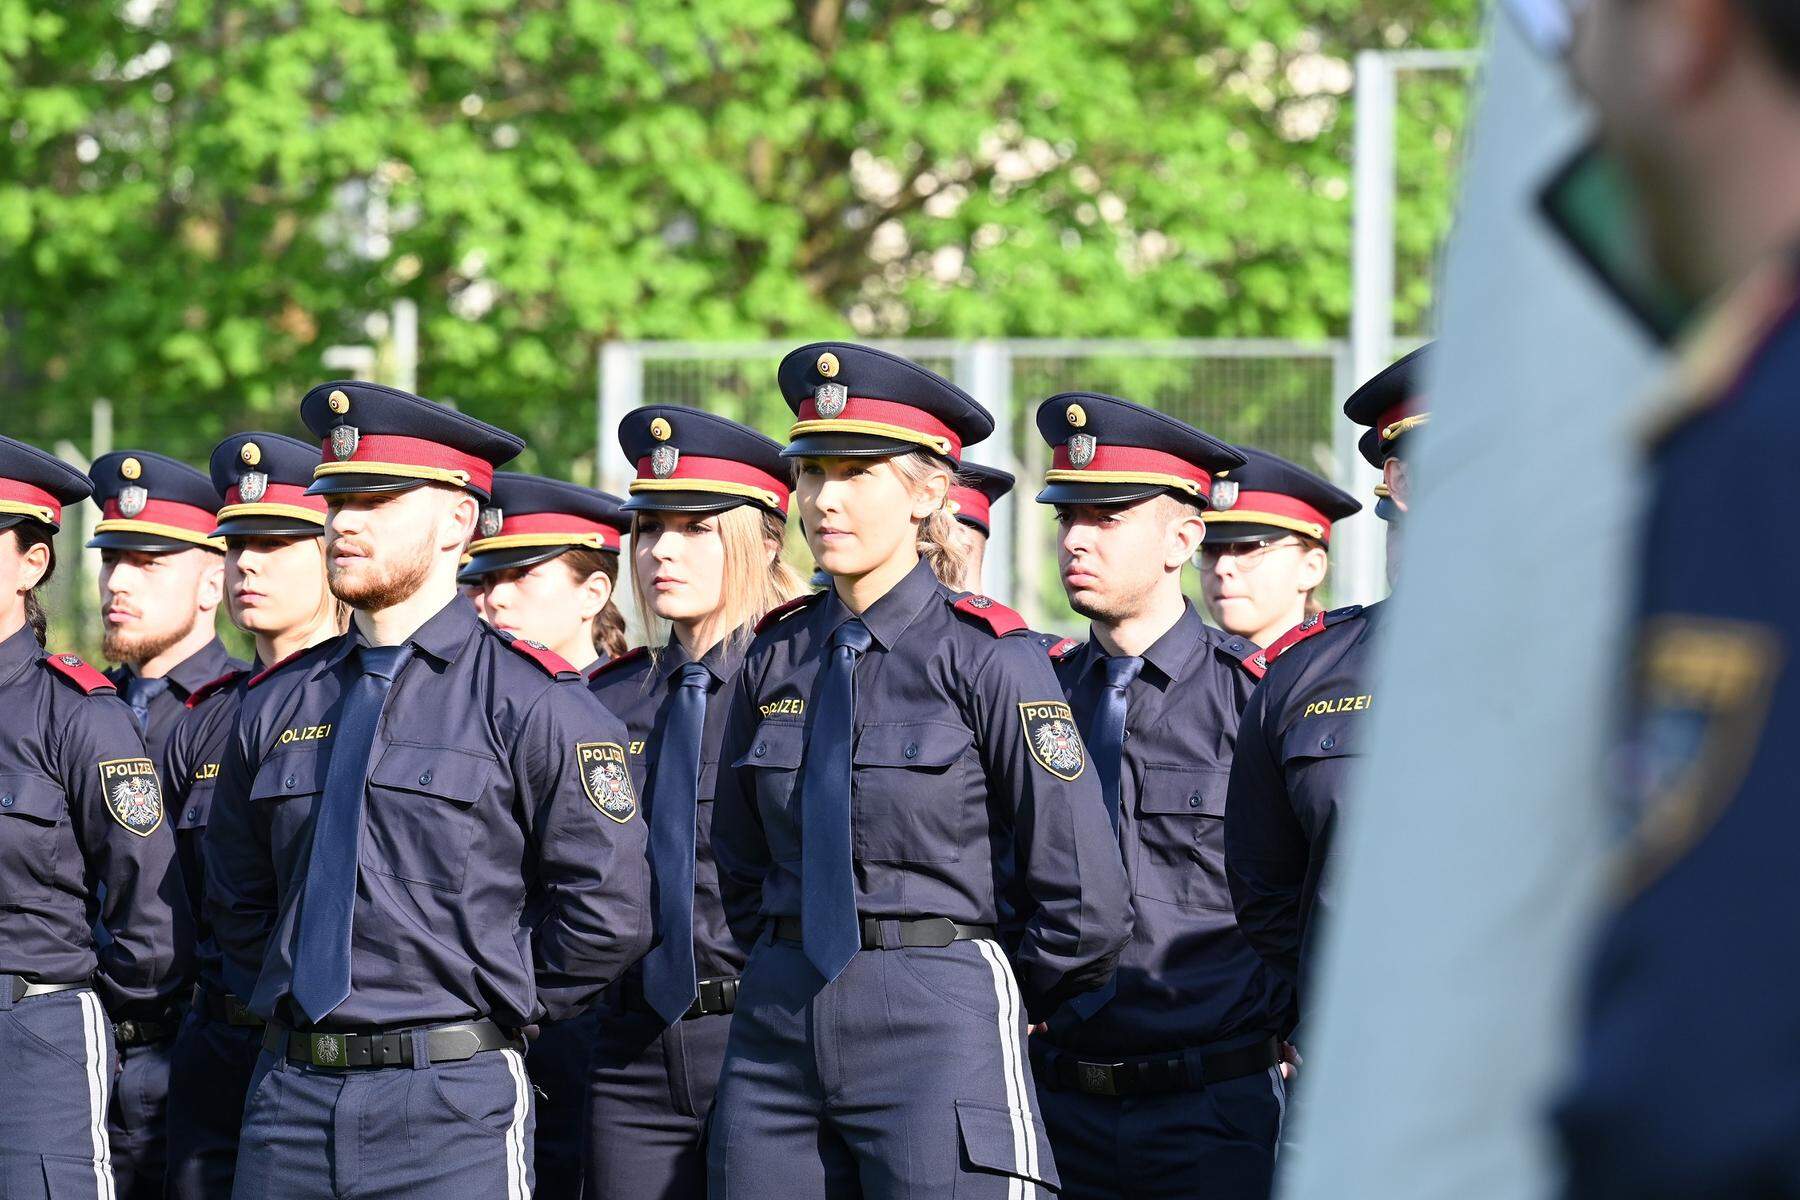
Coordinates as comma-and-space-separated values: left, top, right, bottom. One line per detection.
1019, 700, 1086, 781
577, 742, 638, 823
98, 757, 164, 837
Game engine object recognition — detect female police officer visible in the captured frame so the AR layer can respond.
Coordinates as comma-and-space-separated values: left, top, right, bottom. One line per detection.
0, 434, 190, 1197
583, 405, 805, 1199
705, 343, 1133, 1199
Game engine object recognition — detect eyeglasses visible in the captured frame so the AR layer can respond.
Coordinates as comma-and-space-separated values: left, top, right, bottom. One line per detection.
1501, 0, 1587, 58
1198, 538, 1303, 571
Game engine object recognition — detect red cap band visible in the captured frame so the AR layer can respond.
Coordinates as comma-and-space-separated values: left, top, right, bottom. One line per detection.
101, 497, 218, 534
1051, 443, 1214, 496
1217, 490, 1335, 542
949, 485, 992, 529
320, 433, 495, 494
632, 454, 791, 513
1376, 400, 1419, 439
794, 395, 963, 460
222, 481, 327, 514
496, 512, 623, 551
0, 478, 63, 525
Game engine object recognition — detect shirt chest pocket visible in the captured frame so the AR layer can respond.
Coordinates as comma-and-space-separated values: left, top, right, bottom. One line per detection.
732, 722, 806, 864
851, 722, 974, 864
363, 744, 495, 893
1132, 765, 1233, 911
0, 774, 66, 901
249, 752, 326, 850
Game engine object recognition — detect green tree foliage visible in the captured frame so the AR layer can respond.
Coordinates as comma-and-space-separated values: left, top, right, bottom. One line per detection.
1, 0, 1477, 477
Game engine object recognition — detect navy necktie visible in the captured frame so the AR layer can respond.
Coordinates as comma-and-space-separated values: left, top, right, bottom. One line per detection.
123, 674, 171, 733
640, 660, 713, 1026
800, 619, 872, 984
1068, 653, 1142, 1020
291, 643, 413, 1024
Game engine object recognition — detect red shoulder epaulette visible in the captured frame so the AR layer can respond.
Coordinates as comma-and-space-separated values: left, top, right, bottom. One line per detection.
41, 652, 115, 695
248, 646, 314, 689
952, 594, 1028, 637
185, 669, 249, 709
588, 646, 648, 681
754, 592, 821, 634
1046, 637, 1081, 660
499, 632, 578, 678
1243, 605, 1366, 678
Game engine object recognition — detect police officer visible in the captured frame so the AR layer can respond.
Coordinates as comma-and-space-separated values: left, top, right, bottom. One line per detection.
1199, 447, 1362, 652
459, 473, 634, 677
584, 406, 806, 1199
944, 460, 1015, 592
203, 382, 652, 1200
708, 344, 1133, 1198
1222, 351, 1427, 1006
1545, 3, 1800, 1194
0, 434, 190, 1199
162, 433, 346, 1200
454, 473, 634, 1193
86, 448, 247, 1199
1029, 393, 1288, 1199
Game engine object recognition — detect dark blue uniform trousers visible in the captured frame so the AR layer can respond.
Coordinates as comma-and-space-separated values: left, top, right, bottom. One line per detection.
1032, 1056, 1285, 1199
526, 1009, 600, 1198
106, 1036, 173, 1199
0, 987, 117, 1199
165, 1013, 261, 1200
582, 1007, 730, 1199
228, 1045, 534, 1200
707, 931, 1059, 1199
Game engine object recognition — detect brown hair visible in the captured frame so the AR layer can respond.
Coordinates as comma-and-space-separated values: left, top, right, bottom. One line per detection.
561, 545, 631, 661
11, 523, 57, 648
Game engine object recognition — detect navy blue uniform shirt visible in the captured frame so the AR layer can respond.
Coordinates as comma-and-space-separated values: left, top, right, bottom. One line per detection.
1555, 274, 1800, 1197
711, 559, 1133, 1020
203, 594, 652, 1029
1224, 603, 1382, 1000
589, 634, 758, 993
0, 623, 192, 1015
107, 637, 246, 762
1048, 601, 1291, 1054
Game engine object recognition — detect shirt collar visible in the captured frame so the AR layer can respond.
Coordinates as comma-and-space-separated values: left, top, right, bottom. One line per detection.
315, 593, 479, 676
653, 633, 745, 690
1086, 599, 1206, 685
818, 558, 943, 651
164, 637, 239, 697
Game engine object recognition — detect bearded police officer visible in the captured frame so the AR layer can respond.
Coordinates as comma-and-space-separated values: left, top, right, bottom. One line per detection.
204, 382, 652, 1200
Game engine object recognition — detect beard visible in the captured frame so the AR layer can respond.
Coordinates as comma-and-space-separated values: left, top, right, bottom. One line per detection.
327, 531, 434, 611
103, 611, 199, 667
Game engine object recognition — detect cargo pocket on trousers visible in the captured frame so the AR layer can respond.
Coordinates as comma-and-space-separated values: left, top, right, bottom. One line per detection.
953, 1098, 1061, 1196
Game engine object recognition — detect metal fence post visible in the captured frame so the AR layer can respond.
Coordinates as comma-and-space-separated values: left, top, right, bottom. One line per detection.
959, 341, 1016, 606
598, 342, 643, 498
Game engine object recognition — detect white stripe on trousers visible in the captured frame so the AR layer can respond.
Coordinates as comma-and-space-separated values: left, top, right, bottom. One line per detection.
975, 939, 1039, 1200
500, 1046, 532, 1199
77, 991, 117, 1200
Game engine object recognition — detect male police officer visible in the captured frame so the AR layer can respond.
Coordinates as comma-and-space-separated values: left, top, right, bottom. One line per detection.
204, 382, 651, 1199
1031, 393, 1289, 1200
1223, 350, 1428, 1005
87, 449, 246, 1200
944, 460, 1014, 592
1541, 2, 1800, 1195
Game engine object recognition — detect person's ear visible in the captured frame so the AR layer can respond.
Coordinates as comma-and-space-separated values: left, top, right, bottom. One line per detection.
1383, 458, 1411, 513
1297, 545, 1329, 593
577, 571, 613, 623
442, 489, 481, 550
16, 539, 50, 593
910, 468, 950, 522
196, 552, 226, 614
1167, 505, 1206, 570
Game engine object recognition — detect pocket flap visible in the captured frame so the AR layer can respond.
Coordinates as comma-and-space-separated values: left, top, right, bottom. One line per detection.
853, 722, 973, 769
175, 787, 215, 830
249, 753, 325, 802
1281, 717, 1358, 762
732, 721, 806, 770
1137, 765, 1229, 817
954, 1099, 1061, 1189
368, 744, 494, 807
0, 775, 66, 825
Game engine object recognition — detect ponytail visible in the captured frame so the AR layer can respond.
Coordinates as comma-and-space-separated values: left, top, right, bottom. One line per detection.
891, 452, 971, 589
561, 546, 632, 661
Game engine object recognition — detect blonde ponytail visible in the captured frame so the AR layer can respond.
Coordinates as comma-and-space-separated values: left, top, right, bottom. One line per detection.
891, 451, 972, 590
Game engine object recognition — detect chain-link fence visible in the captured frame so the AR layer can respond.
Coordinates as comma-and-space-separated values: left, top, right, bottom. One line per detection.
598, 339, 1368, 635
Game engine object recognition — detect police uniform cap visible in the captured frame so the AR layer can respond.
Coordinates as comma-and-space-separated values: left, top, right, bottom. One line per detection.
1032, 392, 1244, 508
617, 405, 790, 517
209, 432, 328, 540
0, 434, 93, 535
777, 342, 993, 464
87, 450, 225, 553
1202, 446, 1361, 546
1344, 343, 1432, 468
299, 380, 523, 502
459, 474, 630, 584
949, 460, 1015, 536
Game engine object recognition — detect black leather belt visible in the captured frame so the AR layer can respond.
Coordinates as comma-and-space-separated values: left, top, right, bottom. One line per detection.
114, 1016, 179, 1048
193, 984, 264, 1028
265, 1018, 523, 1070
3, 975, 85, 1002
1031, 1038, 1280, 1097
624, 975, 741, 1020
772, 916, 996, 950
